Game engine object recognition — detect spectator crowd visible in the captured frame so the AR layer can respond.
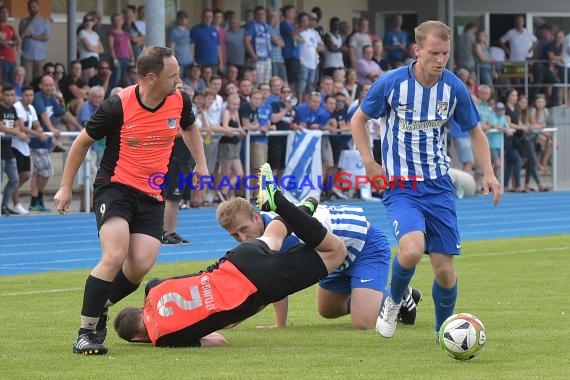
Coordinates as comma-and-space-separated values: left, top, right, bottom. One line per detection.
1, 3, 563, 217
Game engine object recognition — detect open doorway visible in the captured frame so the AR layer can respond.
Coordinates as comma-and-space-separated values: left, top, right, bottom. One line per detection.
489, 13, 522, 47
383, 13, 418, 42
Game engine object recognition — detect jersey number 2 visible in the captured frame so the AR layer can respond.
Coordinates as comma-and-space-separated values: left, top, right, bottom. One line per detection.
393, 220, 400, 237
157, 286, 203, 317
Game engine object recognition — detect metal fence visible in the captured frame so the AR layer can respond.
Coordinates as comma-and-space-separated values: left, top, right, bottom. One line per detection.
477, 59, 570, 106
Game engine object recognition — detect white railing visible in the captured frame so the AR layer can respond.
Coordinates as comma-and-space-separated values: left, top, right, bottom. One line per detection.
478, 59, 570, 106
486, 127, 558, 193
0, 131, 87, 215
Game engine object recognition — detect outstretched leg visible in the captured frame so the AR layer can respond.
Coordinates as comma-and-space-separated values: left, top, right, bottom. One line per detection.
258, 163, 345, 273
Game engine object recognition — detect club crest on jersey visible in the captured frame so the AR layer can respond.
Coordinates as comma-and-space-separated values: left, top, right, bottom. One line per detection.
436, 101, 448, 117
167, 118, 177, 129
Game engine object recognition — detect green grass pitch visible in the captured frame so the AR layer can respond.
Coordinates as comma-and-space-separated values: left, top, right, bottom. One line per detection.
1, 235, 569, 379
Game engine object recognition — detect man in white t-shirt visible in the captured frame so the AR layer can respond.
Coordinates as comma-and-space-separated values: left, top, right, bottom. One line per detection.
298, 12, 323, 101
499, 15, 537, 62
11, 86, 47, 214
349, 18, 372, 67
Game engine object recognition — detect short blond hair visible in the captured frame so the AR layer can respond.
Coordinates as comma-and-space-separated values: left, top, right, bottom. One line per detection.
415, 20, 452, 46
216, 198, 256, 231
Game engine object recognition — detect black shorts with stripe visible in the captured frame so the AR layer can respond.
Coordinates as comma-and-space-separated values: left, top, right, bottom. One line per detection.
93, 181, 164, 241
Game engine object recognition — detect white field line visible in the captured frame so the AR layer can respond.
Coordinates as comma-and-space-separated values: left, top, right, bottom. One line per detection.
0, 287, 83, 297
2, 246, 567, 296
457, 246, 568, 258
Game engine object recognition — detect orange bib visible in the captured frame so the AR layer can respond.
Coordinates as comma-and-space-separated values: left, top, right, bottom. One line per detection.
144, 261, 258, 344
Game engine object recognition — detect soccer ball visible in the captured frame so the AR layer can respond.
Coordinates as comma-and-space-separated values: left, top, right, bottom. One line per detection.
439, 313, 486, 360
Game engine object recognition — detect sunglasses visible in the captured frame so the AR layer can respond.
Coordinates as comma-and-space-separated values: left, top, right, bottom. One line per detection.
85, 18, 94, 22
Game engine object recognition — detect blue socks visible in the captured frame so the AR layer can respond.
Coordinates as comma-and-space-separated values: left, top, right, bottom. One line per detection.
390, 255, 416, 303
432, 279, 458, 332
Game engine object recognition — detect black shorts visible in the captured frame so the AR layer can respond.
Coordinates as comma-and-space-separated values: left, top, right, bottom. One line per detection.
284, 58, 300, 86
373, 139, 382, 166
163, 138, 196, 201
227, 239, 328, 305
12, 148, 31, 173
329, 136, 349, 166
93, 181, 164, 240
268, 136, 288, 170
81, 56, 99, 70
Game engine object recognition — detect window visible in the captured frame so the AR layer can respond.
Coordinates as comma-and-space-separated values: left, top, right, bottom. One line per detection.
51, 0, 139, 18
455, 15, 485, 36
52, 0, 97, 14
532, 15, 570, 36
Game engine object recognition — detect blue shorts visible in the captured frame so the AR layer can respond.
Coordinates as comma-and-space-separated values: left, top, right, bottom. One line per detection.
382, 175, 461, 255
319, 226, 391, 294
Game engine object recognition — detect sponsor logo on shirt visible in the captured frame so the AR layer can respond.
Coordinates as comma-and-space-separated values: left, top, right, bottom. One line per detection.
399, 119, 446, 132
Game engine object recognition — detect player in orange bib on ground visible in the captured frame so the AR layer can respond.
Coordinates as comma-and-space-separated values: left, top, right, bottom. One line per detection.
113, 163, 347, 348
54, 46, 209, 355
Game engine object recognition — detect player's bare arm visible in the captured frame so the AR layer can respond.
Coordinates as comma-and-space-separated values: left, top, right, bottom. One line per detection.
54, 129, 95, 213
350, 107, 386, 188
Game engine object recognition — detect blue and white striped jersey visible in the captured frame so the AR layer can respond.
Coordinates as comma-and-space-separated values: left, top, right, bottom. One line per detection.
322, 205, 369, 271
263, 205, 370, 271
360, 63, 480, 181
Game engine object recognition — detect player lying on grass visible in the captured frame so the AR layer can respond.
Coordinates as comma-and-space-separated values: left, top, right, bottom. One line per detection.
112, 163, 347, 348
217, 197, 422, 330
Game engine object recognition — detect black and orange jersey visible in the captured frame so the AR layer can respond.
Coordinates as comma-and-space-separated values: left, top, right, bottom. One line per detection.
142, 238, 327, 347
86, 85, 195, 200
143, 259, 259, 347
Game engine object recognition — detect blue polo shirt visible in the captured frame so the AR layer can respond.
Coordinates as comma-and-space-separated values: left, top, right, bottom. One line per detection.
253, 104, 272, 144
190, 23, 219, 65
280, 21, 300, 60
383, 29, 408, 62
245, 21, 272, 60
294, 103, 330, 128
30, 92, 65, 149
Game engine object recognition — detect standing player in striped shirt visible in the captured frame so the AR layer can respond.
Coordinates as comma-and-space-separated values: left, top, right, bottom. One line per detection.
350, 20, 501, 339
217, 196, 421, 330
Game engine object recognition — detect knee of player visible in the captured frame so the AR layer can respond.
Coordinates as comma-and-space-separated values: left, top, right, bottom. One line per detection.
131, 262, 156, 281
433, 263, 456, 284
398, 235, 425, 261
317, 306, 341, 319
351, 316, 376, 330
121, 257, 158, 283
101, 249, 129, 268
